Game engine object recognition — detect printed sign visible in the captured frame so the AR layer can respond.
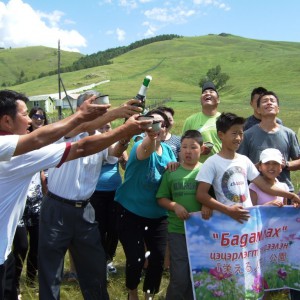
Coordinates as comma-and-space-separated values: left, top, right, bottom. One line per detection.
185, 206, 300, 299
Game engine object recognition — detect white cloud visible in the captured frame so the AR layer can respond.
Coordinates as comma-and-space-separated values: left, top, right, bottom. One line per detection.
144, 6, 196, 24
116, 28, 126, 41
142, 21, 159, 37
105, 28, 126, 42
0, 0, 86, 52
119, 0, 137, 10
193, 0, 230, 11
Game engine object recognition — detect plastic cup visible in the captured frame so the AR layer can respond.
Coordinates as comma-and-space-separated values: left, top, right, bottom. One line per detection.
151, 121, 162, 132
137, 115, 154, 129
95, 95, 109, 104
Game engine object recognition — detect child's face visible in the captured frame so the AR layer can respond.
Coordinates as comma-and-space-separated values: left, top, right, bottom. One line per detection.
180, 138, 201, 166
218, 124, 244, 152
259, 161, 282, 180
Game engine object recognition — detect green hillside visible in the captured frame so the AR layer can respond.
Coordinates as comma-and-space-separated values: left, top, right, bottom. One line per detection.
0, 46, 83, 86
5, 34, 300, 132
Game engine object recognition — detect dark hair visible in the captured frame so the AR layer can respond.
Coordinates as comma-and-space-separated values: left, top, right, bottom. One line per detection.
145, 108, 171, 128
181, 130, 203, 146
216, 112, 245, 133
0, 90, 29, 119
156, 106, 175, 116
28, 106, 48, 132
250, 87, 267, 101
257, 91, 279, 107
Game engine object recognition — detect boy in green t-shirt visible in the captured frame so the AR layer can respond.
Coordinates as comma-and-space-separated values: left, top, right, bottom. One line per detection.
156, 130, 211, 300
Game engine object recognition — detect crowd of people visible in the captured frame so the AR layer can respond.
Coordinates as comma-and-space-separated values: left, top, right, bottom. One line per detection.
0, 81, 300, 300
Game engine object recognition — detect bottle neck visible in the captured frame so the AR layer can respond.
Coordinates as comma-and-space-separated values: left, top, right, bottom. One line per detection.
138, 84, 147, 96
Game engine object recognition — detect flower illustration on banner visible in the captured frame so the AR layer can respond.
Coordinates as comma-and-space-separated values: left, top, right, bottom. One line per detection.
277, 268, 287, 280
213, 290, 225, 297
209, 267, 232, 280
194, 280, 202, 288
252, 274, 268, 293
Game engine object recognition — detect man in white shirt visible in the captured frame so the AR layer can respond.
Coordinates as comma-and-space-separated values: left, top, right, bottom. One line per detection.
0, 89, 150, 300
0, 89, 108, 161
39, 90, 136, 300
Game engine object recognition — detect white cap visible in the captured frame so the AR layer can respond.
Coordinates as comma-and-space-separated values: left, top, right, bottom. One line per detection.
260, 148, 283, 164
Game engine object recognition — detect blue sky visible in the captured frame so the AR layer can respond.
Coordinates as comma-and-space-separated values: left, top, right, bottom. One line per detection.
1, 0, 300, 55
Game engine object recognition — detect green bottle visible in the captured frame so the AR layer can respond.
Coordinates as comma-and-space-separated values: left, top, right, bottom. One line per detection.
133, 75, 152, 113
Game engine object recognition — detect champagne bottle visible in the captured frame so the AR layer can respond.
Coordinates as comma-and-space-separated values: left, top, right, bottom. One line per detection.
133, 75, 152, 114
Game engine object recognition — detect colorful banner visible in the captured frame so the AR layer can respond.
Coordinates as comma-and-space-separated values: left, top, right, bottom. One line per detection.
185, 206, 300, 300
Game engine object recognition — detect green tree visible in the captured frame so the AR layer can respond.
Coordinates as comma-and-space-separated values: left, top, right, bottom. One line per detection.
199, 65, 230, 90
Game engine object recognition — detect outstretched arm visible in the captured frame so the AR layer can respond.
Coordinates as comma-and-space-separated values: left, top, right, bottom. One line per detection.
14, 97, 108, 156
252, 175, 300, 204
65, 115, 151, 161
65, 99, 143, 137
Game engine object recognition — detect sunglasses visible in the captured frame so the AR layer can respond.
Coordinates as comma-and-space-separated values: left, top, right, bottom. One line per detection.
32, 114, 45, 120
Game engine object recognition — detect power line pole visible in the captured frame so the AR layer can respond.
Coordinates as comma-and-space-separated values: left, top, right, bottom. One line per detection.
57, 39, 62, 119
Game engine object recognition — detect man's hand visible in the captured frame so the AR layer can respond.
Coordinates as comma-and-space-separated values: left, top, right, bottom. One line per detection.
227, 205, 250, 224
78, 96, 111, 121
107, 99, 143, 119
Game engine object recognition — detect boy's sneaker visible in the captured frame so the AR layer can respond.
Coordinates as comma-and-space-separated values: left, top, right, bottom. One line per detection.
107, 262, 117, 274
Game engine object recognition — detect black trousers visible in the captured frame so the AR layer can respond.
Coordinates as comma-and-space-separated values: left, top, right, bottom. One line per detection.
0, 253, 17, 300
13, 224, 40, 289
116, 203, 167, 294
90, 190, 119, 261
38, 194, 109, 300
12, 226, 28, 290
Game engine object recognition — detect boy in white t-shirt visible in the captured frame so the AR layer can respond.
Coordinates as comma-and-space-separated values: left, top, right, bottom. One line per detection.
249, 148, 289, 206
196, 113, 299, 224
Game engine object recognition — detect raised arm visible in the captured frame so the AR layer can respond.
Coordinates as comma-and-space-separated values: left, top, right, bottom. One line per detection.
14, 97, 108, 156
136, 130, 158, 160
66, 99, 143, 137
65, 115, 151, 162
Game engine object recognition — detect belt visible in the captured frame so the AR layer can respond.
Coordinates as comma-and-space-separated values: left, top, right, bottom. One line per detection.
47, 191, 90, 208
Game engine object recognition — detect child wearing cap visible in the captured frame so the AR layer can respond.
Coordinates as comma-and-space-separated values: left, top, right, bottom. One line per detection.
249, 148, 289, 206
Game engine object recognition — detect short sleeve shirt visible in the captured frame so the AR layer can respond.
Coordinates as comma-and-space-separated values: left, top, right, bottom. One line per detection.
196, 153, 259, 207
0, 135, 19, 161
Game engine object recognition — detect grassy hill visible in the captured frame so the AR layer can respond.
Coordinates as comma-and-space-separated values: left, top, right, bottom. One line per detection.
0, 46, 83, 86
4, 34, 300, 133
